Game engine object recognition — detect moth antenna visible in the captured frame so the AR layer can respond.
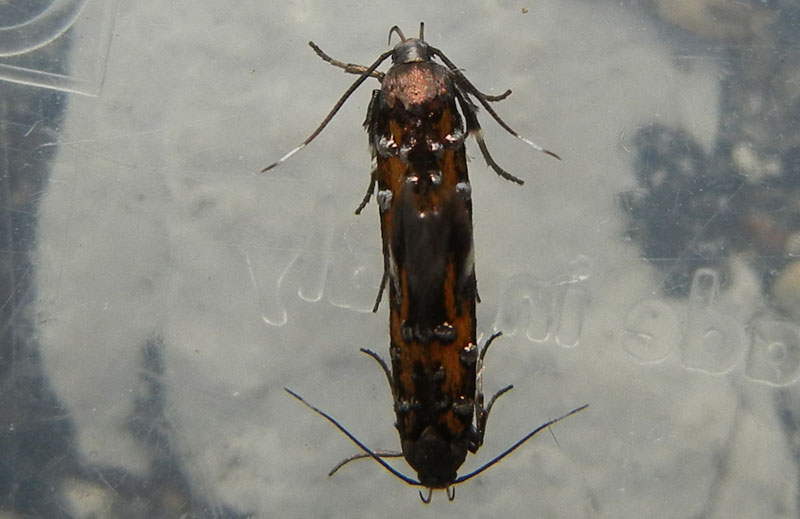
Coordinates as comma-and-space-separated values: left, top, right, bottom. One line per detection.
284, 388, 421, 486
262, 49, 394, 172
454, 404, 588, 484
418, 22, 425, 40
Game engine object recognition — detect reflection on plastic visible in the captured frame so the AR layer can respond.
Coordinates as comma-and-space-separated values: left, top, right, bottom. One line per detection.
494, 275, 553, 342
327, 219, 384, 312
0, 0, 118, 95
623, 300, 681, 364
259, 196, 380, 324
621, 267, 800, 386
746, 320, 800, 386
556, 285, 589, 348
492, 261, 591, 347
681, 268, 746, 374
0, 0, 89, 57
261, 203, 800, 388
297, 196, 335, 303
247, 252, 287, 327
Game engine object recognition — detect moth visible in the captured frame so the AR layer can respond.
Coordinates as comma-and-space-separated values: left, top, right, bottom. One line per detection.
266, 23, 584, 502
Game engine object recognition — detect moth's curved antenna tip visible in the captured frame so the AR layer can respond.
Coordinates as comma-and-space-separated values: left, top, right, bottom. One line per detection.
518, 135, 561, 161
545, 149, 562, 161
261, 144, 306, 173
453, 403, 589, 485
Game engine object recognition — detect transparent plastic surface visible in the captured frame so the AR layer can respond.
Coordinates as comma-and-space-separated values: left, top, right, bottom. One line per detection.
0, 0, 118, 95
3, 1, 800, 517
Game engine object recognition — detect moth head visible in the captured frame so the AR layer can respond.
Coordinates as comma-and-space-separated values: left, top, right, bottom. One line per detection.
402, 425, 468, 489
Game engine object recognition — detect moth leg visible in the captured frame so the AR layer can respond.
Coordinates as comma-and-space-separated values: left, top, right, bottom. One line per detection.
472, 332, 514, 450
354, 168, 377, 215
355, 173, 382, 314
481, 88, 512, 102
309, 42, 386, 81
360, 347, 393, 392
371, 268, 388, 313
432, 46, 560, 160
454, 86, 524, 184
354, 346, 403, 480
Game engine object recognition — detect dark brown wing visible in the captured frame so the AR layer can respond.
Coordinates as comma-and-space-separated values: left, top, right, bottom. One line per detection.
367, 61, 482, 488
